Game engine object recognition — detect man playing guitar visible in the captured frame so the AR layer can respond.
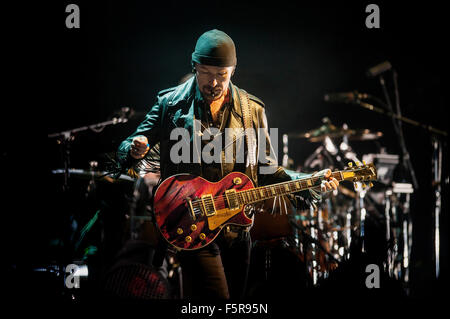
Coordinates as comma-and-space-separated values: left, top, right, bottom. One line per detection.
117, 29, 339, 299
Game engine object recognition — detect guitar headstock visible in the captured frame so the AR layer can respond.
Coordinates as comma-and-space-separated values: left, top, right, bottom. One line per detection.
341, 161, 377, 190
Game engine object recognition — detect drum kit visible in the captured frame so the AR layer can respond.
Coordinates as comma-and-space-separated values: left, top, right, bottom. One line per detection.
251, 116, 414, 288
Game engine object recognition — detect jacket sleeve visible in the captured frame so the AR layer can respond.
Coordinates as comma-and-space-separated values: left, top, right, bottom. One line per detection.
255, 105, 322, 205
116, 96, 163, 172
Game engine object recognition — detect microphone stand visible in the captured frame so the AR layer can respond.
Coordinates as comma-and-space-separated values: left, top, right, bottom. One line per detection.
351, 98, 447, 137
378, 73, 418, 189
48, 107, 133, 191
432, 137, 443, 279
352, 75, 448, 284
352, 91, 447, 266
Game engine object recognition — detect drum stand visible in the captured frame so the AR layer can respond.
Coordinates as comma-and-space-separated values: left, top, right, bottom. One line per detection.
384, 189, 394, 276
384, 183, 413, 289
309, 204, 320, 285
48, 107, 134, 189
432, 138, 443, 279
354, 184, 368, 254
290, 209, 340, 286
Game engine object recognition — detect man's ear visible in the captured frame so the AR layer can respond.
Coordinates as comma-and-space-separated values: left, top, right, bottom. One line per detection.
231, 65, 236, 76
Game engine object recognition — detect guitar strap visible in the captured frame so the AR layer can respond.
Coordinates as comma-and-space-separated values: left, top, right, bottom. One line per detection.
238, 88, 258, 186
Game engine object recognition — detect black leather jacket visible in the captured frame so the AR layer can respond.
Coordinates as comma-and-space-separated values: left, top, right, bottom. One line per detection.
117, 76, 319, 203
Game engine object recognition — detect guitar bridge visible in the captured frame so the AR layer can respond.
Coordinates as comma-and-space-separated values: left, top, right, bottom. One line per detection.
201, 194, 216, 217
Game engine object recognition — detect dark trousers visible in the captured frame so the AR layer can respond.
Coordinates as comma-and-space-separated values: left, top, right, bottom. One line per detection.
178, 229, 251, 300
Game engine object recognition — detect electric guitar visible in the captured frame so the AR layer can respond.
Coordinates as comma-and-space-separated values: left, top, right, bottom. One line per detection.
153, 162, 377, 250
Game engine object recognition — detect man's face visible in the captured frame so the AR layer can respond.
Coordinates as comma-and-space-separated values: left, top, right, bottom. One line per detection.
195, 63, 235, 103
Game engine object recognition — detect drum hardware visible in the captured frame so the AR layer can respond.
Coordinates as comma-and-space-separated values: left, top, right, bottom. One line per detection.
355, 184, 368, 254
48, 107, 140, 191
287, 117, 383, 143
289, 217, 340, 285
47, 108, 143, 300
51, 168, 135, 183
324, 67, 447, 292
31, 261, 90, 301
290, 118, 374, 172
282, 117, 384, 282
432, 138, 443, 280
363, 152, 399, 186
383, 183, 413, 283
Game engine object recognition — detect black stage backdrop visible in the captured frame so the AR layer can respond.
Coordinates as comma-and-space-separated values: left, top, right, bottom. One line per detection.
4, 0, 448, 309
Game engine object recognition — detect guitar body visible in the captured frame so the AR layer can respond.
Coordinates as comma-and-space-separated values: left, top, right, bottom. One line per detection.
153, 172, 254, 250
153, 163, 377, 250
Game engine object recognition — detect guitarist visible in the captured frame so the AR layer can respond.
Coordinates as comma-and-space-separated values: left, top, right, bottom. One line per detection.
116, 29, 339, 299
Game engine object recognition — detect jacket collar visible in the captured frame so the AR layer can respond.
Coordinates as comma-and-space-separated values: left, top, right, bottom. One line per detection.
169, 75, 243, 117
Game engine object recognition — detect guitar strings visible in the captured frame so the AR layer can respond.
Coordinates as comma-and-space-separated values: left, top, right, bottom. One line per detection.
189, 174, 330, 210
188, 168, 372, 213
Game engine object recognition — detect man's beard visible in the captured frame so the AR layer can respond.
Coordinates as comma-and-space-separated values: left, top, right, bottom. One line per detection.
202, 86, 223, 101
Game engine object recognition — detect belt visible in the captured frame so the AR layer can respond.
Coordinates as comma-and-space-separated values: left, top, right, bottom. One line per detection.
223, 225, 251, 242
224, 224, 250, 233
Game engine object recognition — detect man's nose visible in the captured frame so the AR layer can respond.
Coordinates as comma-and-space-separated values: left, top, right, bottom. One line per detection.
209, 78, 218, 87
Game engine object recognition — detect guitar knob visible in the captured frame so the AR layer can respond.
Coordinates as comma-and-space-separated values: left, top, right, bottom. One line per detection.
355, 161, 360, 166
199, 233, 206, 240
362, 160, 366, 165
185, 236, 192, 243
233, 177, 242, 185
177, 228, 183, 235
348, 162, 353, 168
190, 224, 197, 231
369, 182, 374, 187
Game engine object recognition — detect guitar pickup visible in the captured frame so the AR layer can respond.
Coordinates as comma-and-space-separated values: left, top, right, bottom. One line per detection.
186, 197, 197, 220
201, 194, 216, 217
225, 189, 240, 210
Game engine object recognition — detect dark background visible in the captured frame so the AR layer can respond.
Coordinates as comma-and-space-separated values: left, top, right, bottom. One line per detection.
4, 0, 448, 305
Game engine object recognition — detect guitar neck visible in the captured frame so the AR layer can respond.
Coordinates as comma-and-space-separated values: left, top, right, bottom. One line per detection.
235, 172, 344, 205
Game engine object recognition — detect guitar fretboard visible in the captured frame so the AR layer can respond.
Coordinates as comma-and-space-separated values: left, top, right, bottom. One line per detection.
232, 171, 343, 205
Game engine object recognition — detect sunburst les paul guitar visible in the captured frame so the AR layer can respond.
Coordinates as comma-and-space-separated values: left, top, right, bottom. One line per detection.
154, 162, 377, 250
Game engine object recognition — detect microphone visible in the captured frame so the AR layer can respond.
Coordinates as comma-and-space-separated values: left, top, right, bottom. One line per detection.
366, 61, 392, 78
323, 91, 368, 103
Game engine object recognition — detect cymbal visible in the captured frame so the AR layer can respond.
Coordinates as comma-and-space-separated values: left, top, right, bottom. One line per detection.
287, 121, 342, 139
338, 185, 357, 199
347, 129, 383, 141
51, 168, 135, 183
288, 126, 382, 142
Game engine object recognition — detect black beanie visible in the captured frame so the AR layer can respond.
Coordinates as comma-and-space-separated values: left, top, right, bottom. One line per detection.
191, 29, 237, 67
